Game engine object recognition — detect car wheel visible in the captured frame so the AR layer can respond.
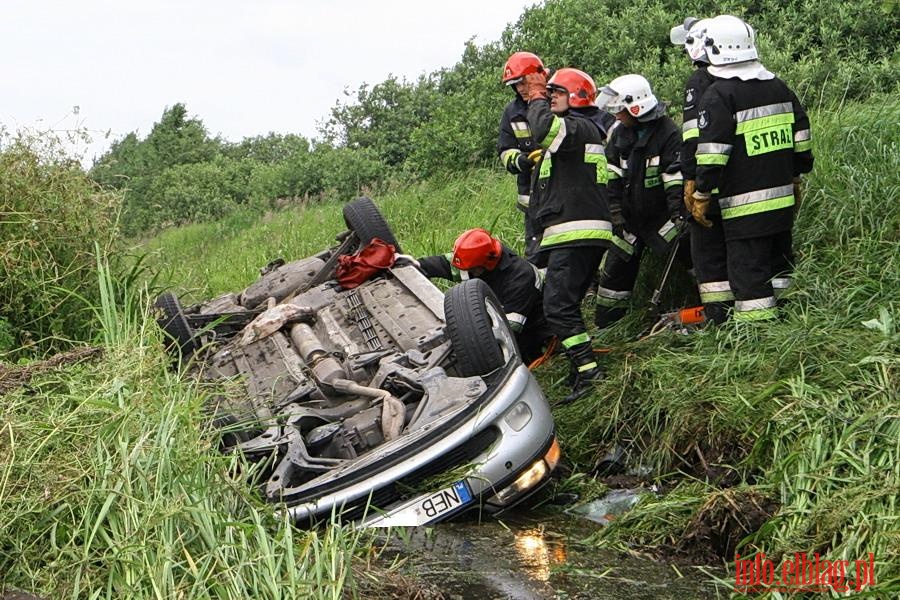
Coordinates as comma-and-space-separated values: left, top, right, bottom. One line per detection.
444, 279, 519, 376
154, 292, 199, 362
342, 197, 402, 252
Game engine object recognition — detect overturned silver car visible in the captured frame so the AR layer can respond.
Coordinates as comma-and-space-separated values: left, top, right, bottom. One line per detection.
155, 198, 559, 526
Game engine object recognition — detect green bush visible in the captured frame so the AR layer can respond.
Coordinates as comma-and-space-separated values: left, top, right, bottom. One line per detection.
0, 133, 121, 357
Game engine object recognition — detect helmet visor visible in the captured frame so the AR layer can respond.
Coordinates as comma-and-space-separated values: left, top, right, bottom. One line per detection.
670, 17, 699, 45
597, 85, 621, 113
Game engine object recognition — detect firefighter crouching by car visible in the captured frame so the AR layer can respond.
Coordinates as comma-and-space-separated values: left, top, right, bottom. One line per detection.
417, 228, 554, 363
522, 67, 616, 404
691, 15, 814, 322
671, 17, 732, 323
593, 74, 689, 329
498, 51, 547, 261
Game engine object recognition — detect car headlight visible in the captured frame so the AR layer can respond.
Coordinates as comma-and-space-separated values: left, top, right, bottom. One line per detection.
489, 437, 560, 505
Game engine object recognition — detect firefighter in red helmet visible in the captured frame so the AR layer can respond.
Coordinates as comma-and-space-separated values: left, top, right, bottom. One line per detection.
418, 228, 553, 363
521, 67, 617, 403
498, 52, 546, 261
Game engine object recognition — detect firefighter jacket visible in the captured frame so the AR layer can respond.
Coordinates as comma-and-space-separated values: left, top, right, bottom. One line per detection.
498, 96, 538, 211
696, 75, 814, 240
680, 66, 716, 181
418, 246, 543, 333
526, 99, 615, 253
606, 112, 684, 255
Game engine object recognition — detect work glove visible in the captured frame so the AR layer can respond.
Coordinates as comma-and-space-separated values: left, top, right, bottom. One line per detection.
515, 152, 535, 173
792, 177, 803, 215
668, 195, 687, 225
395, 254, 421, 269
523, 71, 549, 102
691, 190, 713, 228
683, 179, 696, 213
609, 204, 627, 238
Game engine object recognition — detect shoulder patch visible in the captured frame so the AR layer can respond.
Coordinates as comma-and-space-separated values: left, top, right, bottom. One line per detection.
685, 88, 695, 104
698, 109, 708, 129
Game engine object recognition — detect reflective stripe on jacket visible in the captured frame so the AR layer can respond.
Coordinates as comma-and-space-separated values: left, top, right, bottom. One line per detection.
526, 100, 614, 252
696, 76, 814, 240
681, 66, 715, 181
498, 97, 537, 206
605, 114, 683, 254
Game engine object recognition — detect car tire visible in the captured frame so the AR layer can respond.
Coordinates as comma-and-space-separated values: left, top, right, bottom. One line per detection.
154, 292, 199, 362
342, 197, 402, 252
444, 279, 519, 376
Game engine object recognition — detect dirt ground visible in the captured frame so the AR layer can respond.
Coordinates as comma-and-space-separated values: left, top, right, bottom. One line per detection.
0, 346, 102, 396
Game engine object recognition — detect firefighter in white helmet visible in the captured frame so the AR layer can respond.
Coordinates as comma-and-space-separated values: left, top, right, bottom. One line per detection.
593, 74, 689, 330
690, 15, 814, 322
671, 17, 733, 323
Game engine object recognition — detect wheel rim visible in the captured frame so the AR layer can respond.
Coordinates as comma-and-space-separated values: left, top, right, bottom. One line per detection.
484, 298, 517, 365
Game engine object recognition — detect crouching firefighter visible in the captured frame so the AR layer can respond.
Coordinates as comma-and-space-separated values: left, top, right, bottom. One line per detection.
594, 74, 690, 329
498, 51, 547, 261
521, 67, 617, 404
691, 15, 813, 322
417, 228, 554, 363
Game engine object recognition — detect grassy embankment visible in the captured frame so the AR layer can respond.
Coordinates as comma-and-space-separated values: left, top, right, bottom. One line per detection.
144, 96, 900, 591
2, 96, 896, 598
0, 260, 365, 597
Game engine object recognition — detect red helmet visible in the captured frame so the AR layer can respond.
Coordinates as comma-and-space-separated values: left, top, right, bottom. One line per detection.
502, 51, 545, 85
452, 228, 503, 272
547, 68, 596, 107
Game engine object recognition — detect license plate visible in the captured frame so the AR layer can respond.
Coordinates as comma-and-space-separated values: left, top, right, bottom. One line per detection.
365, 480, 473, 527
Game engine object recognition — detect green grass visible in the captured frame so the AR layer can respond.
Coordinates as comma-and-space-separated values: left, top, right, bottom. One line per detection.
4, 96, 897, 597
142, 96, 898, 594
0, 265, 365, 599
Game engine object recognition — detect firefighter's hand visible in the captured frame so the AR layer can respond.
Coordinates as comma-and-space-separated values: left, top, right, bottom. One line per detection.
523, 72, 549, 102
691, 191, 713, 228
395, 254, 421, 269
528, 149, 543, 163
683, 179, 696, 212
792, 177, 803, 215
515, 153, 535, 173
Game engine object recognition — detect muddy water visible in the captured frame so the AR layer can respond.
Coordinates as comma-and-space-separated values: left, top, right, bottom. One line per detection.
376, 510, 723, 599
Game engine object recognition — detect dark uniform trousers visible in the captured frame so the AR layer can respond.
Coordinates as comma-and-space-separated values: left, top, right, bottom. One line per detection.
543, 246, 606, 341
690, 216, 732, 324
728, 229, 793, 312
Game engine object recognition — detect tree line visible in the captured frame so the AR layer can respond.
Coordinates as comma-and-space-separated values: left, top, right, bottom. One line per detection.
90, 0, 899, 236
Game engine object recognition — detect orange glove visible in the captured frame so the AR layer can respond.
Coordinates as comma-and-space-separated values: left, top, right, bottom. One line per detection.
691, 190, 713, 228
683, 179, 696, 213
523, 72, 548, 102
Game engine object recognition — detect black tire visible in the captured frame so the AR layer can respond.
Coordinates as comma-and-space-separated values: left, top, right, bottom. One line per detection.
342, 197, 402, 252
154, 292, 199, 362
444, 279, 519, 377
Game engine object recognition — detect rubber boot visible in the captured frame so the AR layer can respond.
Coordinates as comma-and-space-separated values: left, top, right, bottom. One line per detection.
560, 341, 604, 405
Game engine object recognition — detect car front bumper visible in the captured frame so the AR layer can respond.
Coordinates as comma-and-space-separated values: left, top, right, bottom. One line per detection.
283, 362, 556, 526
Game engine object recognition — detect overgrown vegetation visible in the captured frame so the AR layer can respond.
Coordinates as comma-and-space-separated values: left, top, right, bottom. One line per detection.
0, 132, 121, 358
0, 263, 364, 599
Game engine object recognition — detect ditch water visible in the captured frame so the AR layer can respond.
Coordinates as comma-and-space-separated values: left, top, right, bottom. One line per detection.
374, 508, 724, 599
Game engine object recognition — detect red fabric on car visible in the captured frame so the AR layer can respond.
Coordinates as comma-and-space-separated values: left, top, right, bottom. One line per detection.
336, 238, 396, 289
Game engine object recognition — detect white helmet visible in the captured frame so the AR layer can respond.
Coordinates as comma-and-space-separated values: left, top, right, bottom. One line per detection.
598, 74, 658, 120
702, 15, 757, 66
684, 18, 712, 63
